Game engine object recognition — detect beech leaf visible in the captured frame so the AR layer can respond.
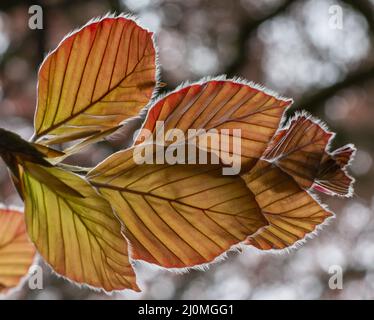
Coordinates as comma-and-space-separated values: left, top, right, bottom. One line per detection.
33, 15, 157, 153
87, 147, 268, 268
0, 208, 35, 294
135, 79, 292, 171
129, 81, 353, 253
242, 160, 333, 250
21, 162, 138, 292
263, 114, 355, 197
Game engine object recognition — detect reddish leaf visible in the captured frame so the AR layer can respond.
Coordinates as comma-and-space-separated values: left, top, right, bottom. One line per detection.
88, 146, 268, 268
135, 79, 292, 171
263, 114, 355, 197
0, 208, 35, 294
243, 160, 333, 250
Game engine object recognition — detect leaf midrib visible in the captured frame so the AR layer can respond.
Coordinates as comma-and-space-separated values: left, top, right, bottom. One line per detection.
91, 180, 256, 219
34, 50, 152, 140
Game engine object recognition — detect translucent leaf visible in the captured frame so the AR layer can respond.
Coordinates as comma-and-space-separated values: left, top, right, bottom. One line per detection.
135, 79, 292, 171
0, 208, 35, 294
87, 147, 268, 268
263, 114, 355, 197
33, 15, 157, 153
129, 84, 346, 252
21, 162, 138, 292
243, 160, 333, 250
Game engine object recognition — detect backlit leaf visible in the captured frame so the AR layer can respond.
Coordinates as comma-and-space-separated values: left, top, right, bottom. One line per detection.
0, 208, 35, 294
21, 162, 138, 292
87, 147, 268, 268
243, 160, 333, 250
135, 79, 292, 171
33, 15, 157, 152
129, 83, 344, 253
314, 144, 355, 197
263, 114, 355, 197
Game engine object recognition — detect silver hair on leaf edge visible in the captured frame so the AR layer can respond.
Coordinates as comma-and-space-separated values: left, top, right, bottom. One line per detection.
14, 8, 356, 292
129, 241, 246, 275
32, 12, 162, 144
265, 110, 356, 198
131, 75, 294, 145
250, 190, 336, 256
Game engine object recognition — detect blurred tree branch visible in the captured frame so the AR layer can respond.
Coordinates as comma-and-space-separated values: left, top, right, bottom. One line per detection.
0, 0, 121, 11
293, 1, 374, 110
292, 0, 374, 112
0, 0, 127, 67
108, 0, 122, 12
342, 0, 374, 34
222, 0, 374, 113
35, 0, 47, 65
224, 0, 297, 77
295, 64, 374, 110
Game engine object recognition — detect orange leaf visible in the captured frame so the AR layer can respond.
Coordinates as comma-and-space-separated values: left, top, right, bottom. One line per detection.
243, 160, 333, 250
33, 15, 157, 153
314, 144, 355, 197
0, 207, 35, 294
135, 79, 292, 171
125, 81, 346, 255
88, 146, 268, 268
263, 113, 355, 197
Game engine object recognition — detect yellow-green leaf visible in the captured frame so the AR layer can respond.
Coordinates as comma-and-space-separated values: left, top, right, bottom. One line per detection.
21, 162, 138, 292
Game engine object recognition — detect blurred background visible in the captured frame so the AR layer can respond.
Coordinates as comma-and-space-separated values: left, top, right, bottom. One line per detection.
0, 0, 374, 300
